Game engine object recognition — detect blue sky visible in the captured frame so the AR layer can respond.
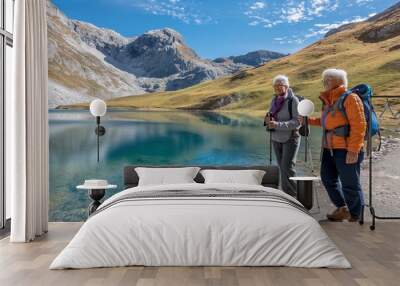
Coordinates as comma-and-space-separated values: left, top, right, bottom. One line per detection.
52, 0, 399, 58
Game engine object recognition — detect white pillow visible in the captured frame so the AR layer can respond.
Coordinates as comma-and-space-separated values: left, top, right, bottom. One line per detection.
135, 167, 200, 186
200, 169, 266, 185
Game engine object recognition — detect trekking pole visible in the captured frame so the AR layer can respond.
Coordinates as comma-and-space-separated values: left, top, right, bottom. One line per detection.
269, 130, 272, 165
266, 113, 273, 165
368, 100, 375, 230
264, 113, 273, 166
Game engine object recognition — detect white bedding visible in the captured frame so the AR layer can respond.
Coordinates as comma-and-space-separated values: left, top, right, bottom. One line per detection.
50, 183, 351, 269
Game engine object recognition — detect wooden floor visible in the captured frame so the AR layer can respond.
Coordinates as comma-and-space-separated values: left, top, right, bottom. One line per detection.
0, 222, 399, 286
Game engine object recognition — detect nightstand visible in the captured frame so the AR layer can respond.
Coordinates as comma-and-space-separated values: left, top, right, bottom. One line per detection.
77, 180, 117, 216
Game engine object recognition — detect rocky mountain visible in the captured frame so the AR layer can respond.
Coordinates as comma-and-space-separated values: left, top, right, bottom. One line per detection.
47, 1, 145, 108
47, 1, 285, 108
228, 50, 288, 67
212, 50, 287, 69
325, 2, 400, 39
356, 2, 400, 43
324, 22, 359, 38
102, 1, 400, 112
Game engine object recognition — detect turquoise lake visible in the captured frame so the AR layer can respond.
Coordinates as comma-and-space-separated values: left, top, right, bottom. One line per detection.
49, 110, 322, 221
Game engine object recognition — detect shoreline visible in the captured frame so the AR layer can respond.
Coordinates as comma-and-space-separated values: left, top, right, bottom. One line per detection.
52, 106, 400, 125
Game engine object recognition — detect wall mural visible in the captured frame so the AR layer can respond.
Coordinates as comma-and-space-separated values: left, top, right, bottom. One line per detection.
48, 0, 400, 221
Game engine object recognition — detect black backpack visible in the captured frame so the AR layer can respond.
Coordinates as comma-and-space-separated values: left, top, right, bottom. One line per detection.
288, 95, 310, 137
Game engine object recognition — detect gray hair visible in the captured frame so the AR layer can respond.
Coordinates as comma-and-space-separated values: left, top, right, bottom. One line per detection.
322, 68, 348, 88
272, 75, 289, 87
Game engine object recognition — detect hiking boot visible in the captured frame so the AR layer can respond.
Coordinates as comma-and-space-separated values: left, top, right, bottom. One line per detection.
326, 207, 350, 222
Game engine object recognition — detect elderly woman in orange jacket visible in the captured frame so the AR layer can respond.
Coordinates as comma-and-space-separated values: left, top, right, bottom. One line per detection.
308, 69, 366, 222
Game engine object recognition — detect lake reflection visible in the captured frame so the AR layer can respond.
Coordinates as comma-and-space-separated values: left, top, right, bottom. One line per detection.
49, 110, 322, 221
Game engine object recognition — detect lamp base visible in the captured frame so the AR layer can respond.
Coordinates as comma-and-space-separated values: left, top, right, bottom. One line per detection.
296, 180, 314, 210
95, 125, 106, 136
88, 189, 106, 215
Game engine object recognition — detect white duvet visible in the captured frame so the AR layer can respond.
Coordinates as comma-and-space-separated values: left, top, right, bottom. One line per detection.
50, 183, 351, 269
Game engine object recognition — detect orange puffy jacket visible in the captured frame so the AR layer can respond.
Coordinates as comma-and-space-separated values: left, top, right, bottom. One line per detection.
309, 85, 366, 153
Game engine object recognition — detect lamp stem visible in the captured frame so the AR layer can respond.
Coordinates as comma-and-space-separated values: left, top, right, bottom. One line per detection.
97, 116, 100, 162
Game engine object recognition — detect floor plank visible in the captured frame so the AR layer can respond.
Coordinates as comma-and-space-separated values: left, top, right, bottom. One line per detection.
0, 222, 399, 286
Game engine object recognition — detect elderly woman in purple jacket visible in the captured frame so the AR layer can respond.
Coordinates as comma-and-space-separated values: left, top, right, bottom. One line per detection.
264, 75, 301, 196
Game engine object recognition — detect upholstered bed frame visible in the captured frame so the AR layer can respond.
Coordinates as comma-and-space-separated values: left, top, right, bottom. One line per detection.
123, 165, 280, 189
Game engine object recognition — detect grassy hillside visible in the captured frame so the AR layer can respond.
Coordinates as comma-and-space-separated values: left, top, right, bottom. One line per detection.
65, 5, 400, 116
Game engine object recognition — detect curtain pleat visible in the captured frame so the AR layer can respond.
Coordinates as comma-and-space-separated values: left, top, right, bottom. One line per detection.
10, 0, 49, 243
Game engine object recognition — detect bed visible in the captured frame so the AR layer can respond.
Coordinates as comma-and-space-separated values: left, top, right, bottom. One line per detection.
50, 165, 350, 269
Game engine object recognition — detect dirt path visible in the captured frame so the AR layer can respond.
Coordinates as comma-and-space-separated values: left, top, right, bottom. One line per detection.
310, 134, 400, 222
361, 136, 400, 218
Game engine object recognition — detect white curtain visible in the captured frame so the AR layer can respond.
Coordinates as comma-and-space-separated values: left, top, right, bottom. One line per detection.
8, 0, 49, 242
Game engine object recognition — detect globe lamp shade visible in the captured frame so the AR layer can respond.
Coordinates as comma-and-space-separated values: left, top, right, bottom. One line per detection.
90, 99, 107, 117
298, 99, 315, 117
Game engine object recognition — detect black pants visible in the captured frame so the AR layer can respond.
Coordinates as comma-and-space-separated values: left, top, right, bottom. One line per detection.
320, 149, 364, 218
272, 137, 300, 196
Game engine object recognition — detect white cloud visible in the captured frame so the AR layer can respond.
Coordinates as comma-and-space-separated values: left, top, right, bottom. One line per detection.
272, 9, 375, 45
249, 1, 266, 10
245, 14, 284, 28
355, 0, 373, 4
305, 15, 369, 38
309, 0, 339, 16
246, 15, 269, 26
244, 0, 340, 28
273, 35, 305, 45
346, 0, 374, 7
131, 0, 212, 25
285, 2, 306, 23
249, 21, 259, 26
